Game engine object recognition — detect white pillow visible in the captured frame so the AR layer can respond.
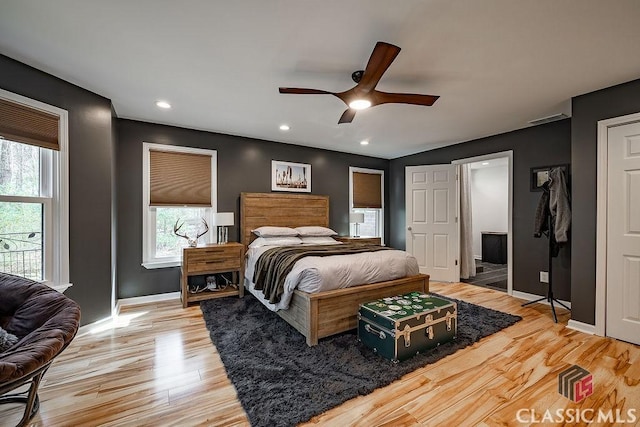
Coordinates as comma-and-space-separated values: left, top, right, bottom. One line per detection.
249, 236, 303, 248
294, 226, 338, 237
300, 236, 342, 245
252, 226, 299, 237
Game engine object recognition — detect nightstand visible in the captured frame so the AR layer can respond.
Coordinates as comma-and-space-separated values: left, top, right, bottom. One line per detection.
334, 236, 382, 245
180, 242, 244, 308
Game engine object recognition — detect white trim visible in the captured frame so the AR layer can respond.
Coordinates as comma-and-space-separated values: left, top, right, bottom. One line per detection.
48, 282, 72, 293
77, 316, 113, 336
141, 142, 217, 268
512, 290, 571, 309
141, 259, 181, 269
595, 112, 640, 337
566, 320, 596, 335
452, 151, 513, 295
78, 292, 180, 337
0, 88, 70, 287
349, 167, 385, 243
115, 291, 180, 314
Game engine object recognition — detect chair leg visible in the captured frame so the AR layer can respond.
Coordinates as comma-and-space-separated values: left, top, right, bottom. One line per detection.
0, 369, 45, 427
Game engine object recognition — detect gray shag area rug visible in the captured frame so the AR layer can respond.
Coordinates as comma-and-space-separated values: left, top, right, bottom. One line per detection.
201, 293, 521, 427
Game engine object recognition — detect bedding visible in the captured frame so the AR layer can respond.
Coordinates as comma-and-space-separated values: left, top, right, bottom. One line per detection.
249, 236, 303, 248
294, 226, 337, 236
299, 236, 341, 245
252, 226, 299, 237
245, 243, 420, 311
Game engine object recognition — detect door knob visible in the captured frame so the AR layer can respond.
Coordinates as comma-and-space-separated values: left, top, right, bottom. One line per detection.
407, 226, 412, 231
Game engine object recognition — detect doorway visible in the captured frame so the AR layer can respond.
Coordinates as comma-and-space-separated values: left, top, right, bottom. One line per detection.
404, 151, 513, 293
459, 157, 510, 292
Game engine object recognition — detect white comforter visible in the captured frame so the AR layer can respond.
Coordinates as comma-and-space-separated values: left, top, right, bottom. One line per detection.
245, 244, 420, 311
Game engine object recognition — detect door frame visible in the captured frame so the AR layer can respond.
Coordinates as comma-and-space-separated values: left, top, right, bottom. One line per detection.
452, 150, 513, 295
595, 111, 640, 336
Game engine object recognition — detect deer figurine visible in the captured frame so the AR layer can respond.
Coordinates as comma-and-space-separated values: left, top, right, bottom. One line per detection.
174, 218, 209, 247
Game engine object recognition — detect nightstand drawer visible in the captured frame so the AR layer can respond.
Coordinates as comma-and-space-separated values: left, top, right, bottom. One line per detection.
187, 257, 241, 273
334, 236, 382, 245
186, 246, 242, 263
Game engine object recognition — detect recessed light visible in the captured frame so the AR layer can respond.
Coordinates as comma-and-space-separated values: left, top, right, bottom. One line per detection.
279, 124, 290, 131
156, 101, 171, 109
482, 162, 489, 166
349, 99, 372, 110
360, 140, 369, 146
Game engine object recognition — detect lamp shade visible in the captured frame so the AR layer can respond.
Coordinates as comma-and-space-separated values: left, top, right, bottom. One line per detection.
349, 213, 365, 224
215, 212, 234, 226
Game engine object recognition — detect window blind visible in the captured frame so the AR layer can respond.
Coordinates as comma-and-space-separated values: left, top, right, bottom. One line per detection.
0, 98, 60, 151
353, 172, 382, 208
149, 149, 212, 207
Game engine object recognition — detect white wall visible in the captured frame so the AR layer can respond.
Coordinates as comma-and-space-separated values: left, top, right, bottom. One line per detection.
470, 165, 508, 258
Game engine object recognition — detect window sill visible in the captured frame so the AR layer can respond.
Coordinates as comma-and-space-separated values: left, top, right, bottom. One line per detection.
45, 282, 73, 293
142, 259, 181, 269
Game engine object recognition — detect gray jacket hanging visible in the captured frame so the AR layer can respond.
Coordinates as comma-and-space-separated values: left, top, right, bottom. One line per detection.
533, 167, 571, 255
548, 167, 571, 243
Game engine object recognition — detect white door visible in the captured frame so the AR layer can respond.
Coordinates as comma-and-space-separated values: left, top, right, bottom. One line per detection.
606, 121, 640, 345
406, 165, 459, 282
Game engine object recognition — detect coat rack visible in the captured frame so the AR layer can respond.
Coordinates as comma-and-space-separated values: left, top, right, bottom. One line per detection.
522, 172, 571, 323
521, 212, 570, 322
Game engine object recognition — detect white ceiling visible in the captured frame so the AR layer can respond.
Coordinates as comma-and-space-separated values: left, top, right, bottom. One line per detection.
1, 1, 639, 159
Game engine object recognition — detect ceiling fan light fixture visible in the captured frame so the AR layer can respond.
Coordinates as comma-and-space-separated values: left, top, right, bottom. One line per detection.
349, 99, 371, 110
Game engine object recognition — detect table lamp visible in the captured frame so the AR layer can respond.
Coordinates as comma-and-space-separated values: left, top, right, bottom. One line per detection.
215, 212, 234, 244
349, 212, 365, 237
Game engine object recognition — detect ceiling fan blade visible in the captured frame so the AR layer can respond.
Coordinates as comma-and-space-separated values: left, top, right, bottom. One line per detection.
338, 108, 356, 124
357, 42, 401, 92
370, 91, 440, 107
279, 87, 333, 95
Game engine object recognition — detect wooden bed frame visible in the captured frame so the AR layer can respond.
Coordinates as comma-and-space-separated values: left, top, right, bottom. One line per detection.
240, 192, 429, 346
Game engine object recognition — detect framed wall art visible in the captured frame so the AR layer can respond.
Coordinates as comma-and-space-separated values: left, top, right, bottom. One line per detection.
272, 160, 311, 192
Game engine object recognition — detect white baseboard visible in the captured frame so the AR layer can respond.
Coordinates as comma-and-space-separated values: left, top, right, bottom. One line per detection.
566, 320, 596, 335
77, 292, 180, 336
115, 292, 180, 315
512, 290, 571, 309
77, 315, 112, 336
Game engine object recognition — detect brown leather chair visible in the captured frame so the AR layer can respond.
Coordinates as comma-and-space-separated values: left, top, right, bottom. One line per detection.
0, 272, 81, 426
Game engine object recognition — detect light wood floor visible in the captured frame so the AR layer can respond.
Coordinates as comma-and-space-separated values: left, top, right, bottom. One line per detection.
3, 282, 639, 426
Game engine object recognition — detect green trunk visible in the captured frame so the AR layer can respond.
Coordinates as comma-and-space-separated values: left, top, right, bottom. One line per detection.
358, 292, 457, 363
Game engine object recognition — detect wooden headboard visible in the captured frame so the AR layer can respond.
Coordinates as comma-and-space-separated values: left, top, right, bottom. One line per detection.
240, 192, 330, 249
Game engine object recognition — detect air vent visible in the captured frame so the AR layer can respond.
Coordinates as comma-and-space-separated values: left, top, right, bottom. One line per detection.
528, 113, 568, 126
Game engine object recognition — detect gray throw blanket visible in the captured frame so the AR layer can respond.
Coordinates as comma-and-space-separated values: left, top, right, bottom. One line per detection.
253, 244, 390, 304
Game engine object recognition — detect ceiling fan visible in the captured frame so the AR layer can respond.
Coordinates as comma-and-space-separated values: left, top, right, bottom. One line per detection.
279, 41, 439, 124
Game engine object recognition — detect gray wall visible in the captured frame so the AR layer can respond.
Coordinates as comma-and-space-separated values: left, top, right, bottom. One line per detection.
5, 48, 639, 327
389, 120, 572, 300
570, 78, 640, 324
0, 54, 114, 325
116, 119, 389, 298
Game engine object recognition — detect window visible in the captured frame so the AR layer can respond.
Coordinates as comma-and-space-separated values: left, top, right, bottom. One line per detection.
142, 143, 217, 268
0, 89, 69, 288
349, 167, 384, 242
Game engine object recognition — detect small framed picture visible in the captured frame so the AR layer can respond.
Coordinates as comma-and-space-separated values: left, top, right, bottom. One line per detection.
272, 160, 311, 192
